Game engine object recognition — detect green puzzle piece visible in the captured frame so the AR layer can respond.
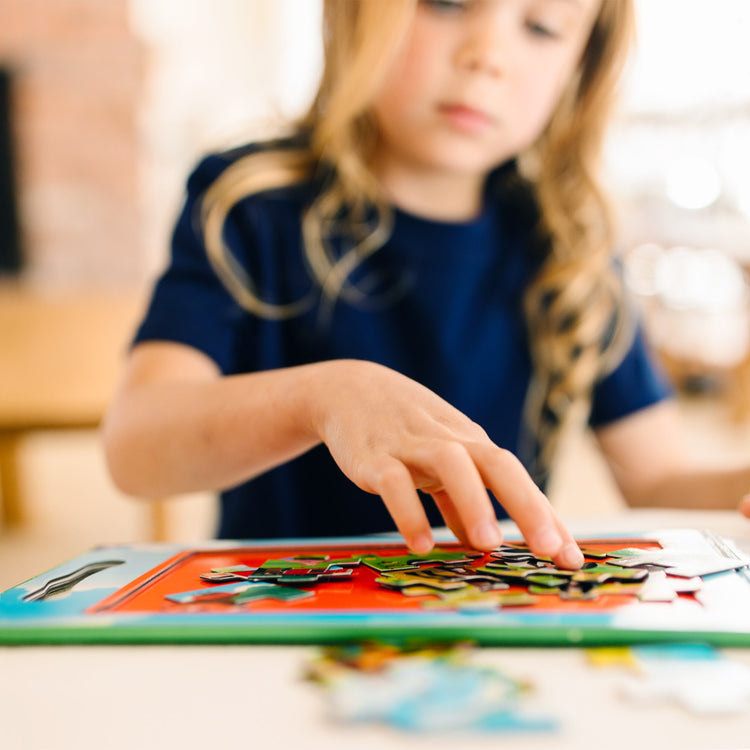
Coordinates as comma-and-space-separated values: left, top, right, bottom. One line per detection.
259, 555, 363, 570
360, 549, 482, 572
232, 583, 315, 604
165, 581, 314, 605
476, 564, 539, 580
574, 564, 649, 582
523, 574, 569, 588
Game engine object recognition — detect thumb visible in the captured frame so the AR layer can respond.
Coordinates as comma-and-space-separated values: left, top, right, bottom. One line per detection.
740, 494, 750, 519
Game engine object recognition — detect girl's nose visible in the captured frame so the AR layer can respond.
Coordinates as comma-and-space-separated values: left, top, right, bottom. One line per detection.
454, 11, 509, 78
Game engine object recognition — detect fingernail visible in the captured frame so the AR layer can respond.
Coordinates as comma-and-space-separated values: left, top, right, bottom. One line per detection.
411, 533, 434, 555
475, 520, 502, 550
560, 542, 584, 570
534, 526, 563, 555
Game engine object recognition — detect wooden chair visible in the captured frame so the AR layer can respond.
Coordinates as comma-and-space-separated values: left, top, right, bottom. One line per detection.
0, 283, 168, 540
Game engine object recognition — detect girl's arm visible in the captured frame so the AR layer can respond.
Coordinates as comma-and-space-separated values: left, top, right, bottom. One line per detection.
595, 400, 750, 516
103, 341, 584, 568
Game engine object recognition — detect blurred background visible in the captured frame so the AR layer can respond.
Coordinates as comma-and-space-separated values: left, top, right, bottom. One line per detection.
1, 0, 749, 589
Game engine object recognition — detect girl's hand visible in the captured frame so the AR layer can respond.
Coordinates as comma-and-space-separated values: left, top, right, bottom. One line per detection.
306, 360, 584, 569
741, 495, 750, 519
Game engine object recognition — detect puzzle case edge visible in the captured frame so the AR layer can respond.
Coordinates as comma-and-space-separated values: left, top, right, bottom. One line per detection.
2, 529, 750, 647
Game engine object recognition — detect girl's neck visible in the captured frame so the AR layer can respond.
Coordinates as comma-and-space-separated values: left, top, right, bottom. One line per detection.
372, 153, 487, 223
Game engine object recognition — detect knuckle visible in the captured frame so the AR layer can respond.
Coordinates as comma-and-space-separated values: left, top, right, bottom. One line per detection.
471, 441, 514, 466
467, 419, 490, 441
372, 461, 409, 494
488, 445, 520, 468
432, 440, 470, 465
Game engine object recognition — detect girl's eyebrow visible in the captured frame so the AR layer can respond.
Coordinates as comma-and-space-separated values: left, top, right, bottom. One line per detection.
536, 0, 594, 20
540, 0, 588, 10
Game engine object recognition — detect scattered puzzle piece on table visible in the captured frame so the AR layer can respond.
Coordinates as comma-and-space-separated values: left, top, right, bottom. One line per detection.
620, 644, 750, 716
586, 646, 639, 669
305, 641, 558, 733
588, 644, 750, 716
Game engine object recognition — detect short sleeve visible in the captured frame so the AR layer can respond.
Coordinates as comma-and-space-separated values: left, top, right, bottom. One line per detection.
132, 155, 247, 374
588, 321, 674, 428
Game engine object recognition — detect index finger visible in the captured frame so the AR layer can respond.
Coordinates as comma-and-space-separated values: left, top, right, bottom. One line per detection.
468, 443, 584, 569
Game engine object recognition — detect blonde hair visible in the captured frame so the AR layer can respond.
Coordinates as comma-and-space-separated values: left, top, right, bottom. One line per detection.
201, 0, 636, 477
521, 0, 636, 479
201, 0, 413, 318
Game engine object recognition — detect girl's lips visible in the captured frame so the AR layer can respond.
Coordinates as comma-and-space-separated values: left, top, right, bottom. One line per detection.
438, 103, 493, 133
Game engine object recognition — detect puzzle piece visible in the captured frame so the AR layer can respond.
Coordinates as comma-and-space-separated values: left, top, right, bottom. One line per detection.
231, 582, 316, 604
360, 549, 482, 572
201, 563, 356, 584
165, 581, 314, 605
620, 644, 750, 715
557, 583, 599, 601
418, 586, 538, 612
522, 574, 569, 589
499, 542, 609, 560
607, 549, 749, 578
247, 566, 355, 583
586, 647, 639, 670
200, 565, 256, 583
636, 570, 702, 602
259, 555, 364, 570
591, 581, 645, 597
306, 642, 558, 733
567, 564, 648, 585
375, 571, 469, 592
489, 550, 551, 568
478, 563, 547, 580
381, 567, 513, 596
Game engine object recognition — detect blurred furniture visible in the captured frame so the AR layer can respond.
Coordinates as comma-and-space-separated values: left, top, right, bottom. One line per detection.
658, 348, 750, 424
0, 283, 168, 540
624, 244, 750, 423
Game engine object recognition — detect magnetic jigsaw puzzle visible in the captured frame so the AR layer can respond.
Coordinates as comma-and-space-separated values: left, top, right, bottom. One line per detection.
1, 529, 749, 646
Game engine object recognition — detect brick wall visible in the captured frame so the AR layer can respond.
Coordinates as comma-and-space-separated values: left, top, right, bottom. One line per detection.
0, 0, 146, 286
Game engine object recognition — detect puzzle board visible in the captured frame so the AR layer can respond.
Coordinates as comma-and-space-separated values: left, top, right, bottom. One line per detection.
1, 529, 750, 646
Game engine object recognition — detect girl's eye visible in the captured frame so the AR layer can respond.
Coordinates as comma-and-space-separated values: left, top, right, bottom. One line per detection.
420, 0, 469, 14
525, 19, 561, 39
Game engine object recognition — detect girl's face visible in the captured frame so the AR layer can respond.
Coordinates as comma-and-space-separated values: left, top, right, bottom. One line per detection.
371, 0, 602, 218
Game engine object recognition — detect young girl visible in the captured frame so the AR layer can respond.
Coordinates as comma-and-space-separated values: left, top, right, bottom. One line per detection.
103, 0, 750, 571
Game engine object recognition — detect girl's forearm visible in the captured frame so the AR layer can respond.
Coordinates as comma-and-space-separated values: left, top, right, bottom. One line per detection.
626, 466, 750, 512
102, 364, 324, 498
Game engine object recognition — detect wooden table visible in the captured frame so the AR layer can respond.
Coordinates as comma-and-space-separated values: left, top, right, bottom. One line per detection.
0, 283, 168, 538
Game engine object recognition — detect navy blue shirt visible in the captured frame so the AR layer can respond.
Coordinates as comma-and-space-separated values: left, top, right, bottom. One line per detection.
134, 148, 672, 540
